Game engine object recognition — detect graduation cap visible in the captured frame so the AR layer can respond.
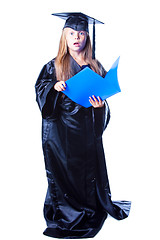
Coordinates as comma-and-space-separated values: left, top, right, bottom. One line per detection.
52, 12, 104, 59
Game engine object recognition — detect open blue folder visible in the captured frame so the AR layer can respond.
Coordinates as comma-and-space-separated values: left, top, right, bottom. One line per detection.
62, 56, 121, 108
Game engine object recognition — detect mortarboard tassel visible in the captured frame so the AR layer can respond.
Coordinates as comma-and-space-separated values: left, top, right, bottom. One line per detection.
92, 20, 95, 59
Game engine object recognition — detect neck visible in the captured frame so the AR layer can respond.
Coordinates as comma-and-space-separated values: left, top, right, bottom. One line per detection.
69, 49, 83, 60
69, 50, 87, 66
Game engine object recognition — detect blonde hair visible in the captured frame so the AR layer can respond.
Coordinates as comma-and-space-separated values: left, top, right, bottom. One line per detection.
55, 29, 102, 81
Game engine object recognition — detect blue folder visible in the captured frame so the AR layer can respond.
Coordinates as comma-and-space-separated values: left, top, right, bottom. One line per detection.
62, 56, 121, 108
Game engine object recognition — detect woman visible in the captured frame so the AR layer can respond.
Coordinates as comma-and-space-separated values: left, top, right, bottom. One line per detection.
35, 12, 131, 239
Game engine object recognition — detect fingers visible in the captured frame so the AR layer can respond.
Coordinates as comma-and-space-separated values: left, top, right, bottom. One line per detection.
97, 96, 102, 104
54, 81, 66, 92
62, 81, 66, 88
89, 95, 104, 108
89, 95, 99, 106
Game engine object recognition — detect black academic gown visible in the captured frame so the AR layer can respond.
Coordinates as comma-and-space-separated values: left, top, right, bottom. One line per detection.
35, 55, 131, 239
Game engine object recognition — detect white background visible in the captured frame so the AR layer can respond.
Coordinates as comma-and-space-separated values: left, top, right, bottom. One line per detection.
1, 0, 160, 239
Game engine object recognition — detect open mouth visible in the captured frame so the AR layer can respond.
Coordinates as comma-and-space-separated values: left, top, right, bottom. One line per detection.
74, 42, 80, 46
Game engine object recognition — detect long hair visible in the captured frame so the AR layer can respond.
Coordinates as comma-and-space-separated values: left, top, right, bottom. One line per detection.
55, 29, 102, 81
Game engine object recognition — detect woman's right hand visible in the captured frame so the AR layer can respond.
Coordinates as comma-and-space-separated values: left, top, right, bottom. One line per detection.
54, 81, 66, 92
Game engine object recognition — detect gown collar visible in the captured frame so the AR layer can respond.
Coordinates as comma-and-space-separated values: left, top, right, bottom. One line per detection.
69, 54, 89, 73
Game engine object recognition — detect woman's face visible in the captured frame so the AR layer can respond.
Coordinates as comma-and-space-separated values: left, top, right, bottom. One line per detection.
65, 28, 87, 54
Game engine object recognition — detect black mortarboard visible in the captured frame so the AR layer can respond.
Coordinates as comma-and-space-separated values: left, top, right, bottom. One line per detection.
52, 12, 104, 59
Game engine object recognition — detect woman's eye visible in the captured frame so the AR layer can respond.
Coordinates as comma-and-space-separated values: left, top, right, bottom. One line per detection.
70, 32, 74, 35
79, 32, 84, 35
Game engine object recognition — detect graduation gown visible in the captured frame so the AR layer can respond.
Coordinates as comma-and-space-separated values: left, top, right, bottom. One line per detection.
35, 55, 131, 239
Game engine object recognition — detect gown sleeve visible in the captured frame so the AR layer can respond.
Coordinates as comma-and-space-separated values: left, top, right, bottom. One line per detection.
93, 101, 110, 138
35, 59, 60, 119
93, 60, 111, 138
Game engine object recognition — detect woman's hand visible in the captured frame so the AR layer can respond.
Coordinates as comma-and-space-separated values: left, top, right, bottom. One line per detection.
54, 81, 66, 92
89, 95, 104, 108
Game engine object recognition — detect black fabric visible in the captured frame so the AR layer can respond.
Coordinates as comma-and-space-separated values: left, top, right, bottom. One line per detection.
52, 12, 104, 32
64, 15, 89, 32
35, 55, 131, 239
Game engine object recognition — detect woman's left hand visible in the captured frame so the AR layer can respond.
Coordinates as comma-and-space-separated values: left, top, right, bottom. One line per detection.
89, 95, 104, 108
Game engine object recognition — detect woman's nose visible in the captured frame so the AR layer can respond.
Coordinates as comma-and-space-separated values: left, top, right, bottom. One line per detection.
75, 33, 80, 39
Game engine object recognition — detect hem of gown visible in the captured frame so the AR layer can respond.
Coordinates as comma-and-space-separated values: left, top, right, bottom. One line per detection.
43, 213, 107, 239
